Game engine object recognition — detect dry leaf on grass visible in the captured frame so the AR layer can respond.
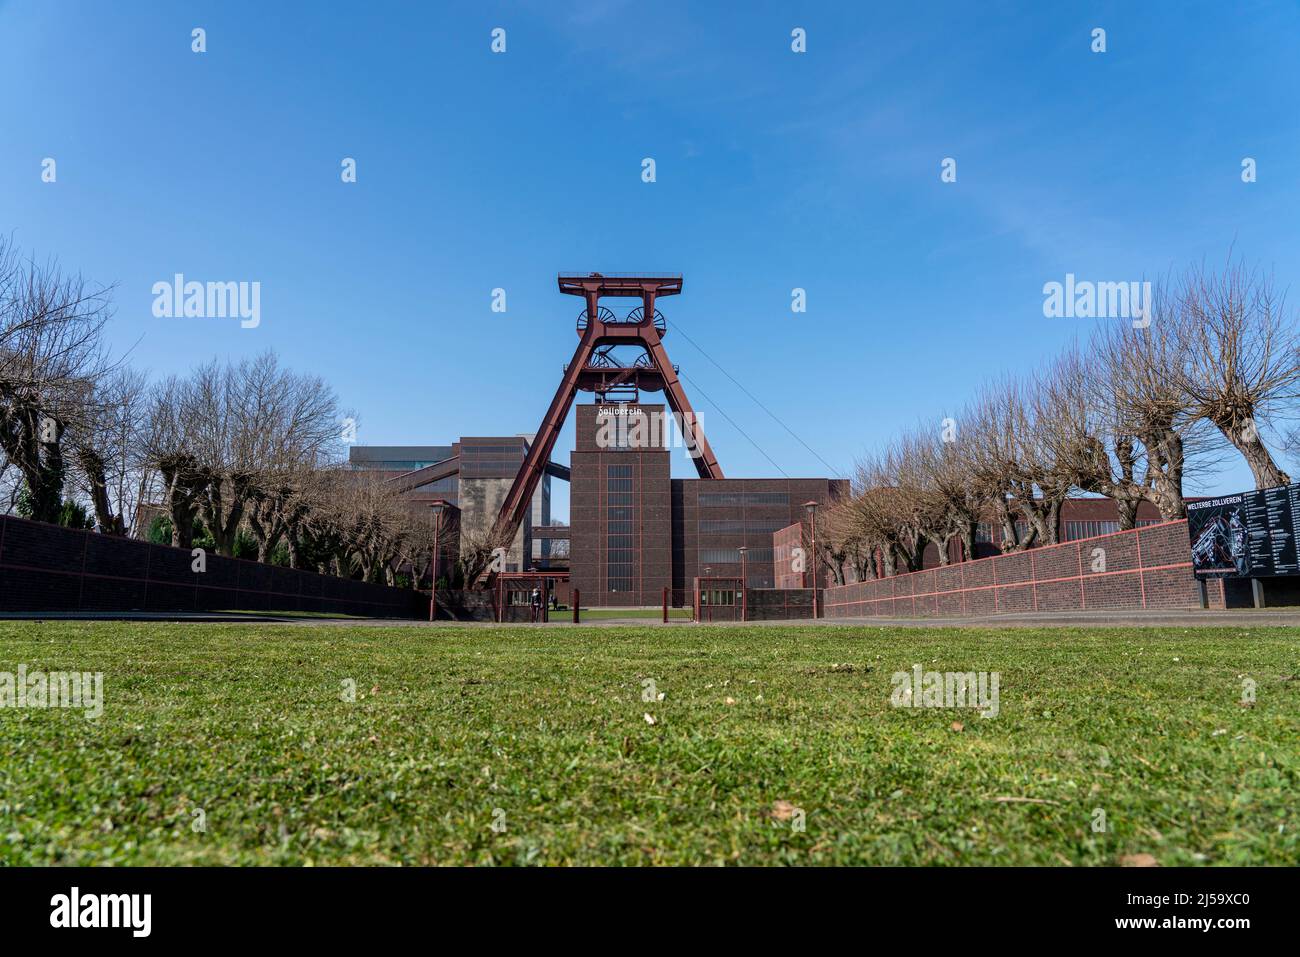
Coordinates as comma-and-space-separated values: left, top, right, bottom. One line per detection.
770, 800, 796, 821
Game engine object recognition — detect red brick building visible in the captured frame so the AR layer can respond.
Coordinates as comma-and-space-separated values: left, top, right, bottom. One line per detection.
568, 403, 846, 605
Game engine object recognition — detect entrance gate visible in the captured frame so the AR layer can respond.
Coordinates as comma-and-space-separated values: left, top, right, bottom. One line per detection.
495, 573, 556, 623
693, 577, 744, 622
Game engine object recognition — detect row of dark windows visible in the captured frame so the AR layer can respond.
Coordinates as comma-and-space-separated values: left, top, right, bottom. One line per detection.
975, 519, 1161, 544
1063, 519, 1159, 541
698, 492, 790, 507
608, 464, 634, 592
698, 547, 775, 564
353, 460, 446, 471
413, 477, 458, 493
698, 519, 792, 534
461, 444, 526, 455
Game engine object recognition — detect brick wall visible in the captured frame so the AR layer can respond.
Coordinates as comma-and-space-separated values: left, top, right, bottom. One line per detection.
773, 522, 808, 589
746, 587, 819, 621
823, 520, 1220, 619
0, 514, 422, 618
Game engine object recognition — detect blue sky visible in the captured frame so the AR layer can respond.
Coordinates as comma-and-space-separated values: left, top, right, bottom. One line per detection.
3, 0, 1298, 520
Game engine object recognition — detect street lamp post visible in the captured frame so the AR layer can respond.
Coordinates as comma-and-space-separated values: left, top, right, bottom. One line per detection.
737, 545, 748, 622
803, 501, 819, 619
428, 502, 444, 622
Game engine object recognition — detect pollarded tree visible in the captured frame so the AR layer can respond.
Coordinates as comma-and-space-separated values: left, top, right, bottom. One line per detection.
324, 469, 410, 584
1013, 373, 1078, 547
0, 237, 115, 524
142, 375, 210, 549
1176, 256, 1299, 489
819, 499, 874, 582
145, 352, 343, 558
241, 360, 345, 563
66, 366, 151, 535
963, 385, 1031, 551
906, 417, 989, 563
890, 429, 961, 566
849, 453, 927, 575
1067, 293, 1223, 525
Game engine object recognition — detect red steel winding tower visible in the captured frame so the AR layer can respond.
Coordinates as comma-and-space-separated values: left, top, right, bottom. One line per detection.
488, 273, 723, 560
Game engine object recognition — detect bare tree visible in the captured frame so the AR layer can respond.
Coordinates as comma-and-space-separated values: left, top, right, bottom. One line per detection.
144, 352, 343, 557
314, 469, 410, 583
66, 366, 150, 535
142, 375, 208, 549
242, 359, 344, 562
1177, 257, 1299, 488
0, 237, 114, 523
452, 524, 500, 589
1062, 296, 1226, 524
848, 453, 925, 576
903, 421, 989, 564
964, 385, 1030, 551
819, 500, 872, 583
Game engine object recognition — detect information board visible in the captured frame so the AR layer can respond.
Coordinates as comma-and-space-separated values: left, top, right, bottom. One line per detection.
1187, 482, 1300, 578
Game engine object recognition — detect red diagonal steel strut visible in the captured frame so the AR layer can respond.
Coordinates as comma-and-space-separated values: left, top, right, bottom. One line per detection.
492, 327, 598, 543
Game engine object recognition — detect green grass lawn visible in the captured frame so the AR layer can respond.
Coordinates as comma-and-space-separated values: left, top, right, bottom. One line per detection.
0, 621, 1296, 865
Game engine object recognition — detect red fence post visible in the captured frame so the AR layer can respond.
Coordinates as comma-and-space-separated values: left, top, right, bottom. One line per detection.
1135, 527, 1147, 608
572, 589, 580, 624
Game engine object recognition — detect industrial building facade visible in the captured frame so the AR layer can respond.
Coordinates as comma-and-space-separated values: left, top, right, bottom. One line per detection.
568, 403, 846, 605
350, 437, 560, 574
355, 403, 844, 605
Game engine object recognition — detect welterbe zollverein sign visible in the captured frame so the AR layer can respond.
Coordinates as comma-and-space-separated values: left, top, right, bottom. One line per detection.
1187, 482, 1300, 578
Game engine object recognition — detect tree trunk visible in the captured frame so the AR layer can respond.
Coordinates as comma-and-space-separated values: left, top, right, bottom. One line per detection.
993, 498, 1020, 552
1115, 498, 1139, 531
77, 448, 123, 535
1226, 418, 1290, 489
957, 521, 976, 563
28, 435, 66, 524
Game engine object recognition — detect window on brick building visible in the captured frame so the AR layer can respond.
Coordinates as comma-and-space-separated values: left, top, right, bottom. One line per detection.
607, 465, 634, 591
